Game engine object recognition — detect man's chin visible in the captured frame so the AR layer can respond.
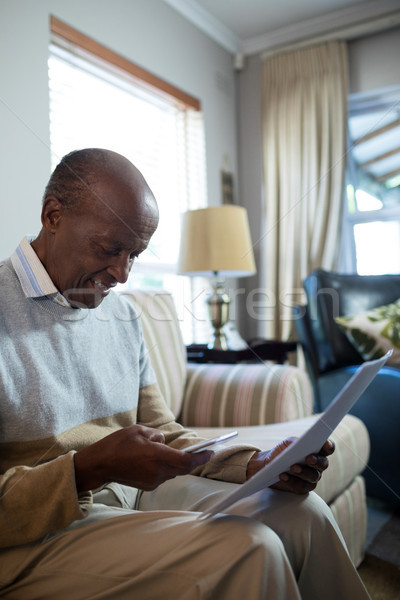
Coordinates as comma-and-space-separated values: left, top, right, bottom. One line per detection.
63, 289, 105, 309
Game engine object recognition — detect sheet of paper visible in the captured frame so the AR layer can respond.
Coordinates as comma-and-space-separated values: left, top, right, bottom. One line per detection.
201, 351, 391, 518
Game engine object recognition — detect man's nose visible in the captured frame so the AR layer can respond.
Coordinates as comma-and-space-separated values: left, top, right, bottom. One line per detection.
107, 254, 131, 284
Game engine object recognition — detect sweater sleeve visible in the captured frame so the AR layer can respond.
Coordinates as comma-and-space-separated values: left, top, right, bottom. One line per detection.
0, 452, 92, 549
137, 383, 260, 484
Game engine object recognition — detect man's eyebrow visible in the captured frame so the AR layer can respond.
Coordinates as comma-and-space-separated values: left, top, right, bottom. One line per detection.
93, 237, 146, 253
92, 236, 125, 248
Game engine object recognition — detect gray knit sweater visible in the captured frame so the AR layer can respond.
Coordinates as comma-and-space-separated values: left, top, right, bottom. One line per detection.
0, 258, 256, 551
0, 258, 159, 548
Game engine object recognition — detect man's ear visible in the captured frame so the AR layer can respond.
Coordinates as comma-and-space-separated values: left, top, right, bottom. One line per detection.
41, 197, 63, 233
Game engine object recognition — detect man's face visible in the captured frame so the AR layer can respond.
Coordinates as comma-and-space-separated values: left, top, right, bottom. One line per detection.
43, 177, 158, 309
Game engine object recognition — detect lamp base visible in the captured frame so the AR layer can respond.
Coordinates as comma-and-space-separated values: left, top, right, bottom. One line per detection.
223, 322, 248, 351
206, 279, 248, 351
207, 322, 248, 351
207, 331, 228, 351
206, 279, 229, 350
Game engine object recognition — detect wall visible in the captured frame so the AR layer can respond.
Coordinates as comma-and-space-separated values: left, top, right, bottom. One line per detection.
235, 55, 265, 339
348, 26, 400, 95
2, 1, 400, 339
0, 0, 238, 259
237, 25, 400, 338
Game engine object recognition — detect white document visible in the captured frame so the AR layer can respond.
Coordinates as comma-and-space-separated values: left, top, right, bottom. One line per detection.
202, 351, 391, 518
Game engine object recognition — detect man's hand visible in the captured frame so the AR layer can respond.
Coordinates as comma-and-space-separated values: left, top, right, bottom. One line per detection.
246, 437, 335, 495
74, 425, 213, 493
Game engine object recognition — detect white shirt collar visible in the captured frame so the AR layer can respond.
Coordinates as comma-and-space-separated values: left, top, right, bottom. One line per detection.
11, 237, 71, 307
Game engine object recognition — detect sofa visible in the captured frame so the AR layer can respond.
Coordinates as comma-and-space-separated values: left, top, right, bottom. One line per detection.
293, 269, 400, 506
120, 289, 371, 567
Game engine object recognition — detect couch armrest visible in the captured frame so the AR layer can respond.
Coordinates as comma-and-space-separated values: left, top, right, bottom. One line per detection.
179, 362, 314, 428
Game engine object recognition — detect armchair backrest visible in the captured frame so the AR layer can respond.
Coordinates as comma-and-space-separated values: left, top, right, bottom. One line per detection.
119, 290, 187, 418
300, 269, 400, 375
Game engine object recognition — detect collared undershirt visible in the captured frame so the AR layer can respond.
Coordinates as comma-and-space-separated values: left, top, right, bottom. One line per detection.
10, 236, 71, 308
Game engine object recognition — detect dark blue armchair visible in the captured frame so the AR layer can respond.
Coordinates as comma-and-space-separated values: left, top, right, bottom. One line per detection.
294, 269, 400, 506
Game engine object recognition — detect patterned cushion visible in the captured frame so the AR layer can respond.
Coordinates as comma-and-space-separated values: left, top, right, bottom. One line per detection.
193, 414, 369, 567
192, 413, 370, 506
120, 290, 187, 417
329, 476, 367, 567
182, 363, 314, 426
335, 299, 400, 365
119, 289, 367, 567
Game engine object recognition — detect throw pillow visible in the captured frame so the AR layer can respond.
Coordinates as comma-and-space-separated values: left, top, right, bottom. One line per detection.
335, 299, 400, 365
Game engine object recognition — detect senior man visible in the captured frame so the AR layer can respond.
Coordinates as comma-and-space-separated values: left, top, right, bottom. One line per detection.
0, 149, 370, 599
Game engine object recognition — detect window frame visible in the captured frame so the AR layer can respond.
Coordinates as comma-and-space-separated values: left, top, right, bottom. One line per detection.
48, 16, 210, 344
50, 16, 200, 112
341, 90, 400, 275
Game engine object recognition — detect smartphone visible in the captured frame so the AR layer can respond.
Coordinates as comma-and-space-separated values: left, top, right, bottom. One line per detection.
184, 431, 238, 453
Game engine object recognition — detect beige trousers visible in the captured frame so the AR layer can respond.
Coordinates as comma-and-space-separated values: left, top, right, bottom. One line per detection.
0, 476, 370, 600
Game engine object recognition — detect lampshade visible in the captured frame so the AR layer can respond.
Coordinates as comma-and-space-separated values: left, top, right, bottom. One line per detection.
177, 206, 256, 277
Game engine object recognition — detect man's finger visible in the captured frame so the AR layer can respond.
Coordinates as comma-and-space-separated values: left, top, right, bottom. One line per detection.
154, 443, 214, 472
319, 439, 335, 456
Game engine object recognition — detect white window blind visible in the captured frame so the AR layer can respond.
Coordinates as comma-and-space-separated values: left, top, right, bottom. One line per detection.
48, 36, 210, 343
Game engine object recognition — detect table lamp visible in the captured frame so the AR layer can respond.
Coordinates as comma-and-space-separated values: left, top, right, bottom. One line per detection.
177, 205, 256, 350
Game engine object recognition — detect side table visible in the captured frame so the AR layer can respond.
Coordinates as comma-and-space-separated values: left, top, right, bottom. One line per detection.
186, 340, 297, 364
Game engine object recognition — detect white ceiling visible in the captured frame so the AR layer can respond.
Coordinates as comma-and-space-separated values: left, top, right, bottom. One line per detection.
164, 0, 400, 55
164, 0, 400, 190
194, 0, 370, 39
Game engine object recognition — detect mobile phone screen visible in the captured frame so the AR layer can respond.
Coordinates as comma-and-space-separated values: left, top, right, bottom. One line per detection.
184, 431, 238, 453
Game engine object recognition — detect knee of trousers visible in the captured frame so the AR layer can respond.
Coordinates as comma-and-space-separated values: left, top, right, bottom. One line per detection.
208, 515, 287, 564
266, 492, 342, 568
292, 492, 338, 533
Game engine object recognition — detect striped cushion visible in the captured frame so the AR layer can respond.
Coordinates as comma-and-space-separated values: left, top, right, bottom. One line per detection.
187, 415, 369, 567
181, 363, 314, 426
329, 476, 367, 567
118, 289, 367, 565
191, 413, 370, 506
120, 290, 187, 417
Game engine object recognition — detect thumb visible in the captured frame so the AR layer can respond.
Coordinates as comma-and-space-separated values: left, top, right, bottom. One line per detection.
188, 450, 214, 469
269, 437, 297, 461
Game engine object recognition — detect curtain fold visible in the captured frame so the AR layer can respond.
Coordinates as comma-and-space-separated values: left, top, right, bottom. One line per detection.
261, 41, 349, 340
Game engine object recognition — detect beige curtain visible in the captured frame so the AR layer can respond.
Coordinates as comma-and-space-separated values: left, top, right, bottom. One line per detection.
261, 41, 348, 340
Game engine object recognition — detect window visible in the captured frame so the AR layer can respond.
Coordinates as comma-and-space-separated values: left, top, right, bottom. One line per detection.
342, 88, 400, 275
48, 17, 209, 342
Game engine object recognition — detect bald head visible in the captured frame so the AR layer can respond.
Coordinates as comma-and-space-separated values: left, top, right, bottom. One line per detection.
33, 149, 159, 308
44, 148, 157, 216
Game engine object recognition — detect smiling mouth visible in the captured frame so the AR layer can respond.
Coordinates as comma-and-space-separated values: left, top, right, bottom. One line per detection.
91, 279, 116, 294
